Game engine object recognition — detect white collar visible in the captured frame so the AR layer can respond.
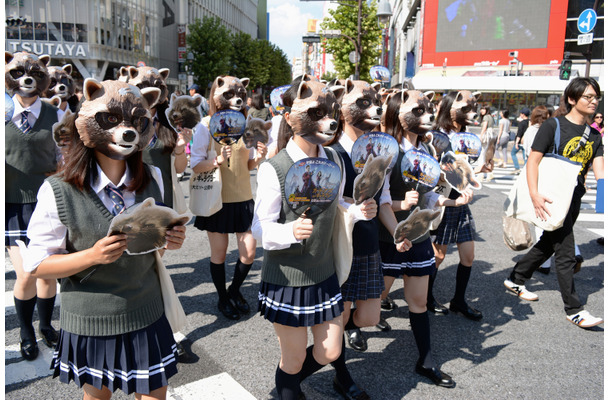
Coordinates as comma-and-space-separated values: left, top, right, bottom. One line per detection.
12, 95, 42, 119
286, 138, 328, 161
338, 131, 357, 156
91, 162, 132, 194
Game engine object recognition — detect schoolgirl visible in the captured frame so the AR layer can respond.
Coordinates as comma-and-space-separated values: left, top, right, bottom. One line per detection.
22, 79, 186, 400
429, 92, 482, 321
377, 91, 468, 388
252, 79, 375, 400
191, 76, 267, 320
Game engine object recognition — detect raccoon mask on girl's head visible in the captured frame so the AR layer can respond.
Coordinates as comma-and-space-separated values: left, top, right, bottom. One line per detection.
451, 90, 480, 127
340, 79, 382, 132
286, 80, 344, 145
75, 79, 161, 160
44, 64, 75, 101
127, 66, 171, 105
399, 90, 436, 136
211, 75, 249, 112
5, 51, 51, 98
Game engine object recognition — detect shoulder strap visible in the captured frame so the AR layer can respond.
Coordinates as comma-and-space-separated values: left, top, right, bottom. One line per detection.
552, 117, 561, 154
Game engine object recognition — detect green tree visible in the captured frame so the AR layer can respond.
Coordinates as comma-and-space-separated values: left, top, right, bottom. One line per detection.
187, 17, 232, 90
229, 31, 257, 84
321, 71, 338, 82
320, 0, 381, 82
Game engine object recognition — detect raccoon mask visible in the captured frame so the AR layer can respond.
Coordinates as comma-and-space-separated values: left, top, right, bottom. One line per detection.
341, 79, 382, 132
451, 90, 481, 127
399, 90, 436, 136
5, 51, 51, 98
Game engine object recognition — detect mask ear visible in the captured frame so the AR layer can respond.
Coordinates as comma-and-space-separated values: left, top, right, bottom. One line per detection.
215, 76, 225, 89
170, 92, 178, 103
424, 91, 435, 102
128, 66, 138, 80
455, 91, 465, 103
401, 90, 410, 103
38, 54, 51, 67
296, 81, 310, 100
5, 51, 14, 65
371, 82, 382, 92
345, 78, 355, 94
62, 64, 72, 75
330, 85, 344, 101
141, 87, 161, 109
159, 68, 170, 81
264, 121, 273, 131
240, 78, 250, 89
192, 93, 203, 107
118, 66, 130, 81
472, 91, 481, 101
83, 78, 103, 101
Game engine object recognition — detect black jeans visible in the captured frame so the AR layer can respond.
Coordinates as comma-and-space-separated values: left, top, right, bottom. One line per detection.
509, 188, 583, 315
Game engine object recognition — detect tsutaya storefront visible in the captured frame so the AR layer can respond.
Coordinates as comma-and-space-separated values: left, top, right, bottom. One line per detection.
4, 0, 178, 85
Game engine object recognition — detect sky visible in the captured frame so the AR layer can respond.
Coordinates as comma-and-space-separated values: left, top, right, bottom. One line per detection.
268, 0, 327, 62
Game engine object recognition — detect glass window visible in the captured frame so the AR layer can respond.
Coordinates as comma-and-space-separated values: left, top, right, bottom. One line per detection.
47, 0, 62, 41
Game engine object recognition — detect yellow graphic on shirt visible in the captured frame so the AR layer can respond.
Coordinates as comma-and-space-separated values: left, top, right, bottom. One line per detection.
563, 136, 593, 174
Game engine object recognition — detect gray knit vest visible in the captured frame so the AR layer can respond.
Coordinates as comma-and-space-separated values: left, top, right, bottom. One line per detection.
5, 101, 58, 203
261, 148, 339, 287
47, 175, 165, 336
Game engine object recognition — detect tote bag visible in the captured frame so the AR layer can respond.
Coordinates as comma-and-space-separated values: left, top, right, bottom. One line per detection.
154, 251, 187, 333
189, 136, 223, 217
504, 118, 581, 231
502, 216, 534, 251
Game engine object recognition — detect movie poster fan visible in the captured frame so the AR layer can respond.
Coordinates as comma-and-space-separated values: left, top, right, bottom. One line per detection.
270, 85, 290, 113
400, 148, 441, 192
284, 158, 341, 217
450, 132, 482, 162
210, 109, 247, 145
351, 131, 399, 173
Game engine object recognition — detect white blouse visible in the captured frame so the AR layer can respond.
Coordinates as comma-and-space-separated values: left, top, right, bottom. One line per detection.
252, 139, 368, 251
20, 163, 164, 272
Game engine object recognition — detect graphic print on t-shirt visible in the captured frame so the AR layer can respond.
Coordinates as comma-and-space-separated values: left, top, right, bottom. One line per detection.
563, 136, 594, 174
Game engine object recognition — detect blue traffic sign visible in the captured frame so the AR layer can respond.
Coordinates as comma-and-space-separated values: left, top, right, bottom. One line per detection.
578, 8, 597, 34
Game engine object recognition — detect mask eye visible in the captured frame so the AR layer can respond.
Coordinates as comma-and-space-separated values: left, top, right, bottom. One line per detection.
95, 112, 123, 129
412, 107, 425, 117
48, 78, 57, 88
60, 77, 70, 86
461, 105, 472, 113
9, 69, 25, 79
132, 116, 150, 133
223, 91, 235, 100
32, 71, 46, 80
307, 108, 325, 121
356, 98, 371, 108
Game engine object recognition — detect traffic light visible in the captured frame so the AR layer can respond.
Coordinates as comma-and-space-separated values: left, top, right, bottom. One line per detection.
559, 59, 572, 80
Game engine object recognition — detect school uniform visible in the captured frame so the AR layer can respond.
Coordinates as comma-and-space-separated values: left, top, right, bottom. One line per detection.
22, 165, 178, 395
252, 139, 366, 327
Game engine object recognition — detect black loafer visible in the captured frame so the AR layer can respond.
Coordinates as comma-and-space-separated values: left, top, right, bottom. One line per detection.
217, 299, 240, 320
380, 296, 398, 310
228, 290, 250, 314
375, 317, 391, 332
427, 298, 449, 315
449, 301, 483, 321
333, 376, 370, 400
537, 266, 551, 275
346, 329, 367, 352
20, 338, 39, 361
574, 255, 584, 274
38, 326, 59, 348
415, 363, 456, 388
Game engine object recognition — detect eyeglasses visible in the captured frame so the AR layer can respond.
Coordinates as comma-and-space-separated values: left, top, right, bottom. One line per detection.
580, 94, 602, 103
594, 115, 603, 119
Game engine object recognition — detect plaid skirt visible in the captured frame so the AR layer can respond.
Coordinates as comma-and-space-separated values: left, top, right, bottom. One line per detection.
5, 202, 36, 246
341, 252, 385, 302
51, 314, 178, 395
379, 238, 436, 278
431, 204, 476, 245
258, 274, 344, 327
194, 199, 254, 234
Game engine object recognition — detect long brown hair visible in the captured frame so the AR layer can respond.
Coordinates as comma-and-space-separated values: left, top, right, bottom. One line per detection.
383, 91, 424, 147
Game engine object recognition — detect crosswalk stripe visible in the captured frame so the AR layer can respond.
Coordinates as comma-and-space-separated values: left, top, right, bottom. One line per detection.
5, 342, 55, 383
168, 373, 256, 400
575, 213, 604, 222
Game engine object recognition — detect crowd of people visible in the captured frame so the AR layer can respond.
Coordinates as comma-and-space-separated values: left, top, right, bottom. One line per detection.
5, 49, 604, 400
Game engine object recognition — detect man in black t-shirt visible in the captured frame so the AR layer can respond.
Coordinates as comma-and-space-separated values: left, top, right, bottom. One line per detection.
503, 77, 604, 329
510, 107, 529, 171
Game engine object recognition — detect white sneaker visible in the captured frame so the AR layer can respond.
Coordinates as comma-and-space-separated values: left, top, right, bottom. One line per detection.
503, 279, 539, 301
566, 310, 603, 328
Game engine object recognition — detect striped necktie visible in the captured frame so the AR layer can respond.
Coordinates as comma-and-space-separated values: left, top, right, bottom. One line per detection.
19, 111, 32, 134
104, 185, 126, 216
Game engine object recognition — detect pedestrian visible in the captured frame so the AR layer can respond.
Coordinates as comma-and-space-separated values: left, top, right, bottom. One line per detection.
591, 112, 604, 136
252, 79, 374, 400
378, 90, 475, 388
23, 79, 186, 399
504, 77, 604, 328
495, 110, 511, 167
511, 107, 529, 172
326, 79, 387, 399
247, 93, 271, 121
191, 75, 267, 320
429, 91, 482, 322
6, 52, 62, 362
478, 106, 496, 181
188, 83, 199, 97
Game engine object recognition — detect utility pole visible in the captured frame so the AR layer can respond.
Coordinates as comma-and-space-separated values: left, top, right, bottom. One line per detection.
584, 0, 599, 78
355, 0, 362, 80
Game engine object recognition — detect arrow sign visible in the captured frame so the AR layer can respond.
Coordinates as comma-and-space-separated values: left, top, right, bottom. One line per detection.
578, 8, 597, 34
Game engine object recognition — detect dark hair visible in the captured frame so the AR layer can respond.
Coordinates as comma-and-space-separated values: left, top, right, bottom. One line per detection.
251, 93, 265, 110
501, 110, 509, 119
553, 96, 569, 117
530, 105, 550, 126
433, 91, 464, 132
276, 80, 300, 152
152, 100, 177, 154
594, 112, 604, 128
564, 77, 601, 113
383, 91, 409, 144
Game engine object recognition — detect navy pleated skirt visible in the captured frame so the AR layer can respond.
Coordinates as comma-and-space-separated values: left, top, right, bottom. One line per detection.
5, 202, 35, 246
50, 314, 178, 395
341, 252, 385, 302
258, 274, 344, 327
379, 238, 436, 278
194, 200, 254, 234
431, 204, 476, 245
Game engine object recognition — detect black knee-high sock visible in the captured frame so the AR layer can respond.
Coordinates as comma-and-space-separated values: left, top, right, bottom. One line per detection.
343, 308, 359, 331
299, 345, 325, 382
453, 263, 472, 306
36, 295, 56, 331
330, 337, 355, 388
427, 268, 438, 303
409, 311, 434, 368
228, 260, 252, 294
210, 261, 228, 302
276, 365, 301, 400
14, 296, 37, 341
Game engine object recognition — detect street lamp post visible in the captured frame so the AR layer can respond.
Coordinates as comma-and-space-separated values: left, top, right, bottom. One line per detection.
377, 0, 393, 68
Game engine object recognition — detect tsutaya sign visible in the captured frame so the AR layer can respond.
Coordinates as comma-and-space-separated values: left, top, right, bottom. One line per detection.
6, 41, 90, 58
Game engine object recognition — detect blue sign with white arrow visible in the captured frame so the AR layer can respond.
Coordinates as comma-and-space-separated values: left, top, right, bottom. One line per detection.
578, 8, 597, 34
